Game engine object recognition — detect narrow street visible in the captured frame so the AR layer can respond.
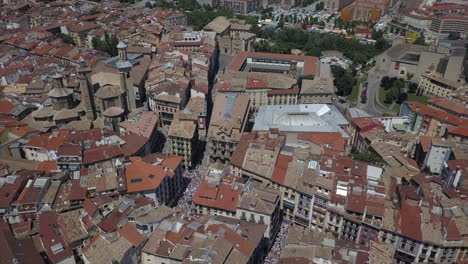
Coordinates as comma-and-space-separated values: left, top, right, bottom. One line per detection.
359, 68, 389, 116
264, 221, 292, 264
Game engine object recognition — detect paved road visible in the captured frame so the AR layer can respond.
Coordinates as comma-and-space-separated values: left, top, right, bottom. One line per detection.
359, 68, 387, 116
319, 60, 331, 78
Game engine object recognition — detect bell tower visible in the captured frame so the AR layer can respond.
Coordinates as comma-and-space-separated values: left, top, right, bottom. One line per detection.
78, 57, 97, 120
116, 40, 136, 113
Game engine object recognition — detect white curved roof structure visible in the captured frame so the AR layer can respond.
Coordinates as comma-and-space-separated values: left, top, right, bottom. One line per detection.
253, 104, 349, 138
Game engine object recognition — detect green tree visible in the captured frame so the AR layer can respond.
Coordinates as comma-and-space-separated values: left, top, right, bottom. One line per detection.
448, 32, 460, 40
406, 72, 414, 81
331, 65, 355, 96
59, 33, 75, 45
414, 33, 426, 45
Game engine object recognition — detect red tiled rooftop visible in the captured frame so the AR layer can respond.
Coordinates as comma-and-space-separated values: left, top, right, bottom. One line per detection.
118, 222, 147, 247
443, 217, 462, 241
0, 101, 14, 114
246, 77, 268, 89
82, 144, 123, 165
192, 175, 243, 212
8, 125, 37, 138
205, 223, 256, 257
428, 97, 468, 116
38, 212, 74, 263
406, 101, 468, 126
447, 126, 468, 138
399, 200, 422, 241
271, 154, 292, 185
352, 117, 385, 132
125, 159, 167, 193
297, 132, 346, 154
229, 52, 318, 76
346, 193, 366, 214
447, 159, 468, 171
37, 161, 59, 172
419, 135, 433, 152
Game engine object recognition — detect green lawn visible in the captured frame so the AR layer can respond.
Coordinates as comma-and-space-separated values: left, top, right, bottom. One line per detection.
378, 87, 401, 113
347, 81, 360, 107
347, 76, 367, 107
407, 94, 429, 104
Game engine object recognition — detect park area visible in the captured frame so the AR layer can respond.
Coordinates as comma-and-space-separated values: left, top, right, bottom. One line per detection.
378, 75, 428, 113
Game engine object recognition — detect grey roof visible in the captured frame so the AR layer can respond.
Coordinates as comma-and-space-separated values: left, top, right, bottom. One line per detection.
348, 107, 372, 118
48, 87, 73, 98
117, 41, 127, 49
253, 104, 349, 138
102, 53, 142, 69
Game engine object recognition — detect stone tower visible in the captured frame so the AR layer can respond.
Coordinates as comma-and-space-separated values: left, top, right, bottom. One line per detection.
116, 40, 136, 113
48, 73, 74, 110
78, 57, 97, 120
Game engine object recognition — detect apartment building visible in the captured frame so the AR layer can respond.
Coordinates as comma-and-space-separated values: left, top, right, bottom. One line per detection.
400, 101, 468, 136
192, 170, 282, 239
430, 16, 468, 34
219, 0, 260, 15
204, 16, 256, 55
207, 93, 250, 163
168, 114, 198, 168
230, 131, 352, 231
299, 77, 334, 104
141, 214, 269, 263
418, 72, 465, 97
124, 154, 184, 206
341, 0, 392, 22
218, 70, 299, 112
325, 0, 354, 11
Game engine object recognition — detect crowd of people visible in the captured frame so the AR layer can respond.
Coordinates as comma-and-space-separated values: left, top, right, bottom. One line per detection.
175, 166, 205, 213
264, 220, 292, 264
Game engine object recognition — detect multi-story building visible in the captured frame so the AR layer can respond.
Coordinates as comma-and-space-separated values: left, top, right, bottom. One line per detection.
219, 0, 260, 15
253, 104, 350, 139
141, 214, 269, 263
168, 114, 198, 168
375, 39, 466, 84
418, 72, 465, 97
427, 95, 468, 119
325, 0, 354, 11
400, 101, 468, 136
341, 0, 392, 22
192, 170, 282, 239
147, 80, 191, 126
204, 16, 256, 55
228, 51, 318, 78
154, 10, 187, 28
281, 0, 301, 9
430, 16, 468, 35
124, 154, 184, 206
229, 131, 350, 231
422, 138, 453, 175
218, 70, 299, 112
207, 93, 250, 163
299, 77, 334, 104
65, 22, 99, 46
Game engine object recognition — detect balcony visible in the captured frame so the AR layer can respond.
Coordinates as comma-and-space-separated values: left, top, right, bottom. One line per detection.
283, 197, 295, 208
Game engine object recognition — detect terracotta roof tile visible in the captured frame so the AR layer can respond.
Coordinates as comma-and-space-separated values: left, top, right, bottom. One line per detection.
271, 154, 292, 185
406, 101, 468, 126
229, 52, 318, 76
399, 200, 422, 241
118, 222, 147, 247
125, 159, 167, 193
192, 175, 243, 212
